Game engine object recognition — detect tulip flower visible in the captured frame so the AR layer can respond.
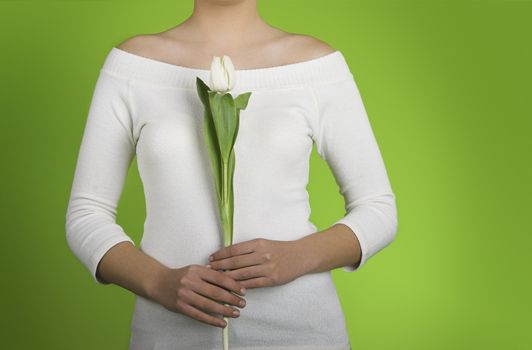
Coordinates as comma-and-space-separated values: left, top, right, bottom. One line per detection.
196, 54, 251, 350
210, 55, 236, 93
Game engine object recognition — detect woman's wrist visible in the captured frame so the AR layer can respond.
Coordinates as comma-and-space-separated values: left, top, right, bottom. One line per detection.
291, 238, 320, 276
293, 224, 362, 275
143, 263, 170, 300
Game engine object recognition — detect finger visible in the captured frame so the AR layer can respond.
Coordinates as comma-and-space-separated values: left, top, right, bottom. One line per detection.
239, 276, 272, 289
178, 301, 227, 328
191, 276, 246, 308
189, 290, 242, 319
201, 266, 247, 296
210, 251, 260, 271
210, 239, 259, 261
224, 263, 265, 282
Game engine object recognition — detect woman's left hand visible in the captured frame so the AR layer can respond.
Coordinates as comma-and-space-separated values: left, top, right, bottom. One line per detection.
206, 238, 308, 290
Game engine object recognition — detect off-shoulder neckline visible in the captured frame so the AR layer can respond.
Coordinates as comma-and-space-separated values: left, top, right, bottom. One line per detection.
111, 47, 341, 73
101, 47, 353, 91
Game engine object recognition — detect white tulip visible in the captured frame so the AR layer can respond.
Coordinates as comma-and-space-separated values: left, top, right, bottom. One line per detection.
209, 55, 236, 93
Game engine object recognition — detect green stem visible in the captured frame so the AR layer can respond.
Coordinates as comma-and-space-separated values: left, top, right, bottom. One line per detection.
220, 159, 233, 350
221, 160, 233, 247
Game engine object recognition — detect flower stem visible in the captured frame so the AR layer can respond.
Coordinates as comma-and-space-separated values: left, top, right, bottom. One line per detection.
221, 160, 233, 350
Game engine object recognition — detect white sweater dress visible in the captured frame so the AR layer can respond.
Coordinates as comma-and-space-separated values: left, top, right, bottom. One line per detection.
65, 47, 398, 350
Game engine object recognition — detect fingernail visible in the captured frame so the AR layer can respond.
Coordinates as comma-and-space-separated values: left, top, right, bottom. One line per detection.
206, 264, 212, 268
209, 256, 214, 261
240, 287, 246, 294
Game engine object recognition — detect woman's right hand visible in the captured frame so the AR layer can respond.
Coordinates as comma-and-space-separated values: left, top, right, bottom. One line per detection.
147, 264, 247, 328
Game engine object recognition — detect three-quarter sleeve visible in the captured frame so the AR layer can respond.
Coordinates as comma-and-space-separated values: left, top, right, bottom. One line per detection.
309, 74, 398, 272
65, 69, 136, 284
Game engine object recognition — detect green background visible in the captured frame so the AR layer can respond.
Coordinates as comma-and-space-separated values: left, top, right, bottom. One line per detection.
1, 0, 530, 348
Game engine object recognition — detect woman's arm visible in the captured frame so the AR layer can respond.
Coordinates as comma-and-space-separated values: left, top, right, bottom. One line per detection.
305, 71, 399, 273
294, 224, 362, 275
65, 67, 159, 295
95, 241, 168, 299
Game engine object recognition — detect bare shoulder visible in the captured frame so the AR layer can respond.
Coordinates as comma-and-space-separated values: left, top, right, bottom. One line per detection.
281, 33, 338, 61
116, 35, 153, 55
115, 34, 184, 60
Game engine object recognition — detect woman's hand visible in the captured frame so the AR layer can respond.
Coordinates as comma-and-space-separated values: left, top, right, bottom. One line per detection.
147, 264, 247, 329
207, 238, 308, 289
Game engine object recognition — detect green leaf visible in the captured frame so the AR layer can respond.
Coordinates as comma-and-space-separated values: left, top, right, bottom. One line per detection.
203, 112, 222, 205
208, 92, 238, 162
196, 77, 210, 108
234, 92, 252, 110
199, 86, 252, 249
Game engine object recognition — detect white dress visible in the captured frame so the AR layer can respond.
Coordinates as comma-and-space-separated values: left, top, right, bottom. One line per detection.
66, 47, 398, 350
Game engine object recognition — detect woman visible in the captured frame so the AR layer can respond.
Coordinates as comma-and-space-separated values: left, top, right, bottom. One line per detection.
65, 0, 398, 349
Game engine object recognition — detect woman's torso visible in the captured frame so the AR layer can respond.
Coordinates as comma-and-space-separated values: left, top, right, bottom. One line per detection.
103, 41, 352, 349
